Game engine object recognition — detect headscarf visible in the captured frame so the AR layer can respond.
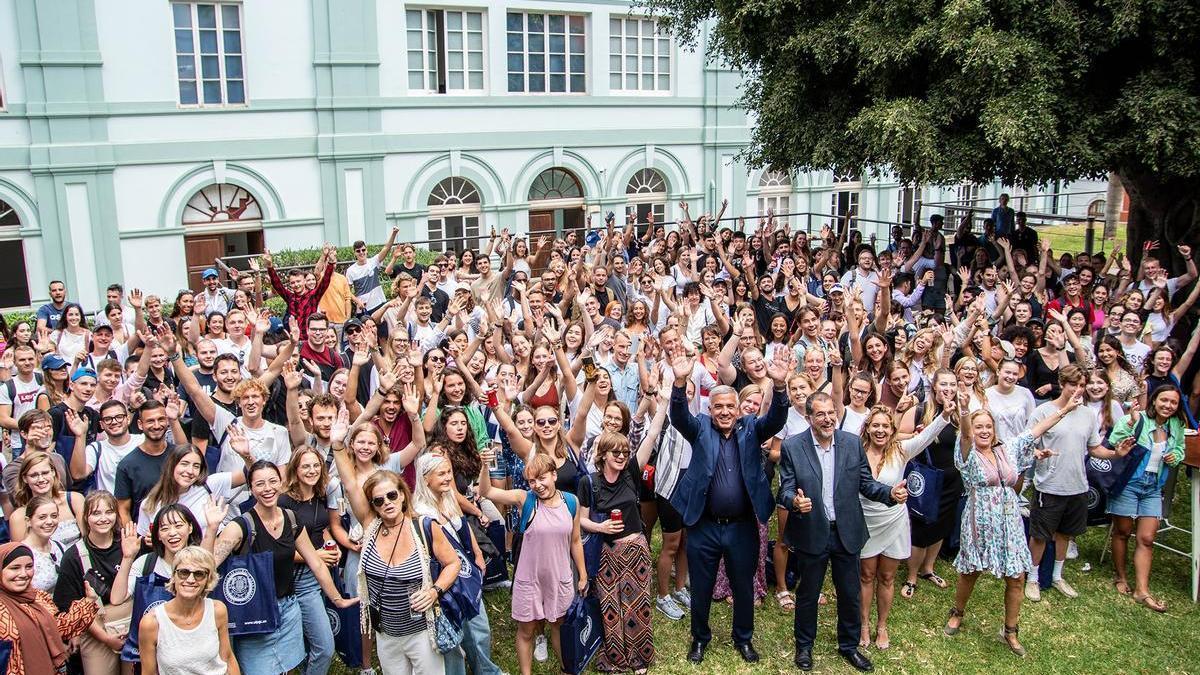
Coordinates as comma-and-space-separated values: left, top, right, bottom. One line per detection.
0, 542, 71, 673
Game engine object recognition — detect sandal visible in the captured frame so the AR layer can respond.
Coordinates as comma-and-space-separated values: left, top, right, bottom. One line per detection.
775, 590, 796, 611
1133, 593, 1167, 613
943, 607, 964, 636
900, 581, 917, 599
919, 572, 949, 589
818, 592, 828, 606
1000, 624, 1026, 657
1113, 579, 1132, 596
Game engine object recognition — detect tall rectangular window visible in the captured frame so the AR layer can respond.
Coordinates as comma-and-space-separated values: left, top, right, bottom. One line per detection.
897, 185, 920, 224
506, 12, 587, 93
609, 17, 670, 92
428, 215, 480, 253
173, 2, 246, 106
831, 190, 859, 219
406, 9, 485, 93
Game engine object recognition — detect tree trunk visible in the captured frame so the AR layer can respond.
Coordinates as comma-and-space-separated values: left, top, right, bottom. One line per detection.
1115, 169, 1200, 274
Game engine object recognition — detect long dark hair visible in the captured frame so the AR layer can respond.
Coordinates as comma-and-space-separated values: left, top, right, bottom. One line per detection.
150, 504, 203, 558
143, 444, 208, 516
1146, 384, 1189, 428
433, 407, 482, 480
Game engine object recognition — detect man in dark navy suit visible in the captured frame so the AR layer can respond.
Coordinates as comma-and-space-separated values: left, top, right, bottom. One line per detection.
667, 349, 790, 664
779, 393, 909, 672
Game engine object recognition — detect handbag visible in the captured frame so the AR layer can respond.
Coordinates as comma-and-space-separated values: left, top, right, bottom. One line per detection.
210, 511, 287, 636
1087, 414, 1148, 497
419, 517, 483, 627
904, 447, 945, 524
559, 594, 604, 675
412, 518, 464, 654
323, 573, 364, 668
482, 519, 509, 587
120, 556, 174, 663
76, 540, 133, 635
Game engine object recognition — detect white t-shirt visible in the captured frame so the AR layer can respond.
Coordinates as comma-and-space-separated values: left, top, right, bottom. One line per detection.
1120, 340, 1151, 371
346, 259, 386, 309
774, 407, 811, 440
137, 472, 237, 537
984, 385, 1036, 443
85, 434, 145, 494
659, 361, 718, 415
0, 375, 44, 450
210, 406, 291, 503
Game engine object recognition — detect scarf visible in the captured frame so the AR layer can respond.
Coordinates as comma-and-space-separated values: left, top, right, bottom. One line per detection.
0, 542, 70, 673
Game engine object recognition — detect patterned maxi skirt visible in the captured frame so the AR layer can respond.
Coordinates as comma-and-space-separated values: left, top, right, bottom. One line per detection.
712, 521, 768, 602
596, 536, 655, 673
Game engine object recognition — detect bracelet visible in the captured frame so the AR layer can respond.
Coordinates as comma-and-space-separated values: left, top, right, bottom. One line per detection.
376, 387, 388, 396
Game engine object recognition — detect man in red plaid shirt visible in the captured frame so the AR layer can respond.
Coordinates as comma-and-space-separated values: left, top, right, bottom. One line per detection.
264, 243, 336, 340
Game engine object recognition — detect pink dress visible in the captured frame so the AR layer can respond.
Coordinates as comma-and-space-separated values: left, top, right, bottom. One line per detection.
511, 499, 576, 622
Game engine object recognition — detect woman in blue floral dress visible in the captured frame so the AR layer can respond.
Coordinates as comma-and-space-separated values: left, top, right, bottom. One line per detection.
942, 403, 1085, 656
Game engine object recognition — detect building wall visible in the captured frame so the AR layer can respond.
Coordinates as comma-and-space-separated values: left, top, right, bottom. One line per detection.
0, 0, 1108, 312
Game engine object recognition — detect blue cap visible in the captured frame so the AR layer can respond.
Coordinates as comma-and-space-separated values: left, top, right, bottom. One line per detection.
41, 354, 68, 371
268, 317, 284, 334
585, 231, 600, 247
71, 367, 98, 382
202, 268, 219, 279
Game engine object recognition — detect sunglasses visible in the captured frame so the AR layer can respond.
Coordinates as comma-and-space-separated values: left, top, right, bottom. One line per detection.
535, 418, 559, 427
346, 326, 363, 335
354, 248, 367, 253
371, 490, 401, 508
175, 568, 209, 581
428, 355, 446, 362
608, 450, 631, 458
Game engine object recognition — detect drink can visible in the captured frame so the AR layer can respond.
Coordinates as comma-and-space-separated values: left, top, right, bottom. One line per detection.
487, 387, 499, 408
323, 540, 337, 552
610, 509, 622, 524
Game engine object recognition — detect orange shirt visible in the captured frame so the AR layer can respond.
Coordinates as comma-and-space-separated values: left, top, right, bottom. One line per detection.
319, 272, 354, 323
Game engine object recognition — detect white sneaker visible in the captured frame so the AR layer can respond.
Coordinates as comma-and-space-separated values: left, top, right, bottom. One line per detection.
656, 595, 685, 620
1066, 540, 1079, 560
672, 587, 692, 609
1052, 578, 1079, 599
534, 634, 548, 662
1024, 579, 1041, 602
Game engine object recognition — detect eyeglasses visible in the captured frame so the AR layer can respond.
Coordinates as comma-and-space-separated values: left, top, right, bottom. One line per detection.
175, 568, 209, 581
371, 490, 401, 508
535, 418, 559, 427
850, 388, 872, 396
101, 414, 128, 424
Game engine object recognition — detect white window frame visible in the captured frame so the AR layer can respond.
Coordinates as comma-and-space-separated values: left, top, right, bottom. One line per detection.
428, 177, 483, 253
608, 16, 671, 94
897, 185, 921, 225
506, 11, 588, 95
172, 1, 248, 108
0, 54, 6, 111
757, 169, 793, 226
406, 8, 487, 95
625, 169, 668, 232
830, 190, 859, 219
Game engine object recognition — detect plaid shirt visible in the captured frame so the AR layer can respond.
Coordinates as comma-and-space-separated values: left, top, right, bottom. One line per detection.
267, 261, 334, 339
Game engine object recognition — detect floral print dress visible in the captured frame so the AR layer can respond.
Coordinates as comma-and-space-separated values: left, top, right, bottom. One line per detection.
953, 432, 1037, 578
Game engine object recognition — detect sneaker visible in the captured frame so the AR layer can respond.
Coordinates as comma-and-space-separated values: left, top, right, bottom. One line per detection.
672, 587, 692, 609
483, 579, 512, 591
359, 669, 378, 675
1066, 540, 1079, 560
1024, 579, 1041, 602
1080, 561, 1092, 572
534, 635, 548, 662
656, 595, 685, 620
1052, 578, 1079, 599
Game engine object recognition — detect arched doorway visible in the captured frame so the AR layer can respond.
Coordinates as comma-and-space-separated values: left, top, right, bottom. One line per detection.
426, 177, 482, 254
182, 183, 264, 289
528, 168, 584, 238
625, 168, 667, 236
0, 198, 31, 308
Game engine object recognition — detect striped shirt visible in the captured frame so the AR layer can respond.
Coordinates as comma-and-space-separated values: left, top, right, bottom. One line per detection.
363, 537, 426, 637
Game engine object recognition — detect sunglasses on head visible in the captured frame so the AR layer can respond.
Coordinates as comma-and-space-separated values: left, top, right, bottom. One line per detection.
371, 490, 401, 508
175, 568, 209, 581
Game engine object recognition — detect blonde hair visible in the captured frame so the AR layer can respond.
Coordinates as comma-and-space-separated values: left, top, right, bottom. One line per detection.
591, 431, 631, 471
166, 546, 220, 594
859, 406, 905, 469
15, 452, 63, 508
412, 454, 463, 519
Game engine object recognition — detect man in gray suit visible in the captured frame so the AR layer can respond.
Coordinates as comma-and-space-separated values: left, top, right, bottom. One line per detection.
778, 393, 909, 672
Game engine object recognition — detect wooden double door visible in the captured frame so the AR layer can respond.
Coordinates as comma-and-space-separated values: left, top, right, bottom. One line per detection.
184, 229, 264, 290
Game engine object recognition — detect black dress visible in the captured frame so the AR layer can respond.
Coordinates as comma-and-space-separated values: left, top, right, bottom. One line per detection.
910, 403, 963, 548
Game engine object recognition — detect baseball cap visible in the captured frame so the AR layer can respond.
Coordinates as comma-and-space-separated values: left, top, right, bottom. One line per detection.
829, 283, 846, 294
41, 354, 69, 371
202, 268, 219, 279
92, 323, 113, 334
71, 367, 98, 382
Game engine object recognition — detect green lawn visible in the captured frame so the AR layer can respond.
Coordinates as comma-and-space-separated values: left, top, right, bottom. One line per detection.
334, 476, 1199, 674
1034, 223, 1125, 257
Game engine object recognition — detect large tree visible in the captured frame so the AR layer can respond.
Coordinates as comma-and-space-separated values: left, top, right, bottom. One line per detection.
647, 0, 1200, 267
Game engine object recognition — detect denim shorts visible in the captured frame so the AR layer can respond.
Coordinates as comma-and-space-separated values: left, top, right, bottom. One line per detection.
1106, 473, 1163, 519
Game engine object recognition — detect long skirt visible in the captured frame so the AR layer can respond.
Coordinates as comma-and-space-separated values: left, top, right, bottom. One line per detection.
595, 536, 654, 673
712, 521, 768, 601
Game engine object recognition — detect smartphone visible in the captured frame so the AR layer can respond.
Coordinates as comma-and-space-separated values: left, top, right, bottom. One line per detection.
582, 355, 597, 380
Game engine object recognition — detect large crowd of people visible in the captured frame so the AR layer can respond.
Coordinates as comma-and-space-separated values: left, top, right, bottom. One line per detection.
0, 200, 1196, 675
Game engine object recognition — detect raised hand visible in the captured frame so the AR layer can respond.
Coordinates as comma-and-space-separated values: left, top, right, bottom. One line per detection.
119, 522, 141, 560
351, 347, 371, 367
128, 288, 144, 310
204, 496, 229, 530
227, 423, 252, 462
670, 354, 694, 385
261, 249, 274, 268
330, 407, 350, 445
1179, 244, 1192, 258
765, 347, 793, 387
401, 383, 420, 417
64, 408, 89, 437
282, 361, 304, 390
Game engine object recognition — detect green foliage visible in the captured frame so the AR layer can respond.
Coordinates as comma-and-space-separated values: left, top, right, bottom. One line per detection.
645, 0, 1200, 189
270, 245, 437, 270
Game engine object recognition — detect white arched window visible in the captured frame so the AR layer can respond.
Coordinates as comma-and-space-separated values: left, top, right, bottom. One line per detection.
830, 169, 861, 220
757, 169, 792, 223
428, 177, 482, 253
625, 168, 667, 230
0, 198, 31, 308
528, 168, 583, 202
182, 183, 263, 226
1087, 199, 1106, 219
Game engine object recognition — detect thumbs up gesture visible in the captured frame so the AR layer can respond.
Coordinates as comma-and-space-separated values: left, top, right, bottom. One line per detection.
792, 488, 813, 514
891, 479, 909, 504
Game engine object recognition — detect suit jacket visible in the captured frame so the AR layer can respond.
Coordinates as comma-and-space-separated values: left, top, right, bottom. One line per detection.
778, 429, 895, 555
668, 383, 788, 527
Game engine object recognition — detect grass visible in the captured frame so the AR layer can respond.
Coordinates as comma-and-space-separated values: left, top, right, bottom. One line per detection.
1034, 223, 1126, 257
332, 476, 1199, 674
